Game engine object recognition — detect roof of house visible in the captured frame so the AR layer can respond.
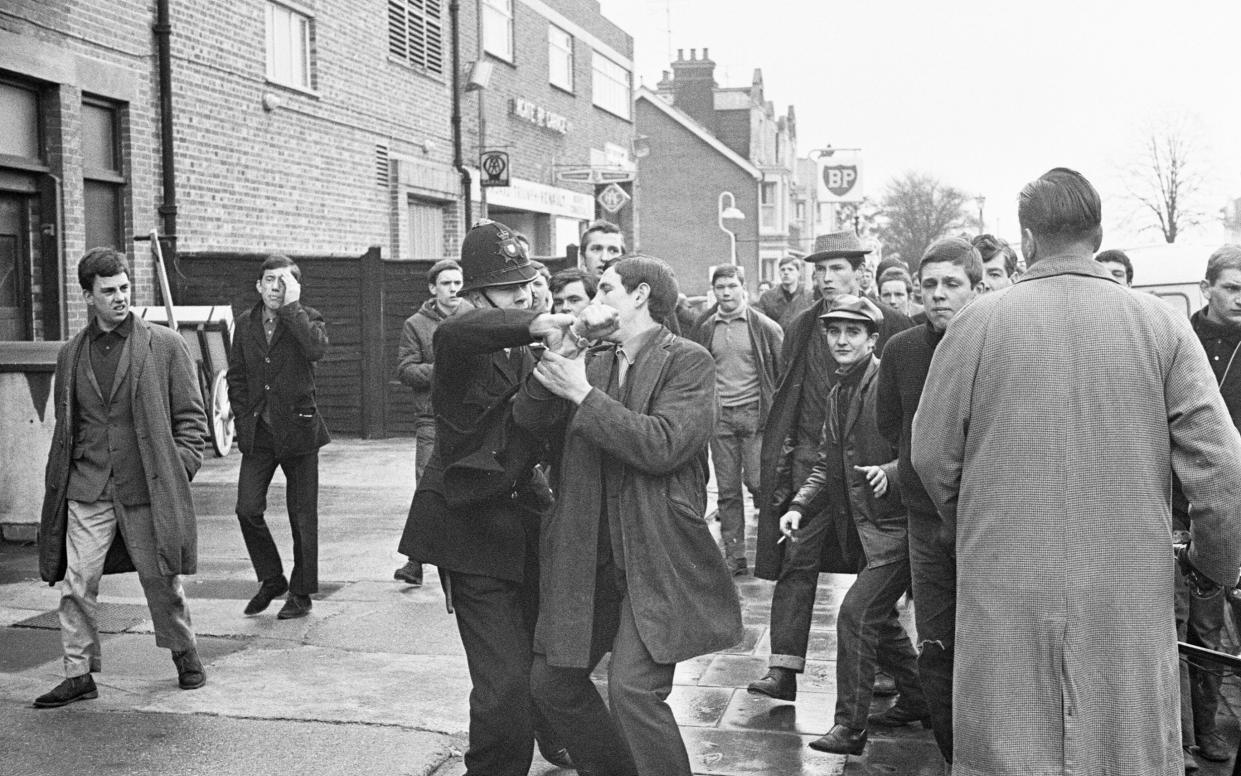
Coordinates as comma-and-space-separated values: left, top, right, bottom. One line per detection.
636, 87, 762, 180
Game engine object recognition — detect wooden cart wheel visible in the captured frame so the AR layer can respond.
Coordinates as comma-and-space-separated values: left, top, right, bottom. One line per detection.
209, 368, 235, 457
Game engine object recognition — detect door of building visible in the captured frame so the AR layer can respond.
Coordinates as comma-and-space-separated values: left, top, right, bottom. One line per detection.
0, 192, 31, 340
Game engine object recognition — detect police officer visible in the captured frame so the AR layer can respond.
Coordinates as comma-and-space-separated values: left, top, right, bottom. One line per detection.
397, 220, 575, 774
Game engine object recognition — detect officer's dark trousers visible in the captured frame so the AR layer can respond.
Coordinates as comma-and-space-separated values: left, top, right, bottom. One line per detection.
448, 568, 541, 776
235, 422, 319, 595
531, 556, 685, 776
907, 509, 955, 763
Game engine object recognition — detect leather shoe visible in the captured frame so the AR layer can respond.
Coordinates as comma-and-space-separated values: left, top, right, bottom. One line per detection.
33, 674, 98, 708
873, 671, 898, 697
173, 649, 206, 690
747, 667, 796, 701
394, 561, 423, 586
536, 737, 574, 768
1195, 730, 1231, 762
1184, 747, 1201, 772
808, 724, 868, 755
244, 576, 289, 615
868, 701, 931, 728
277, 593, 313, 620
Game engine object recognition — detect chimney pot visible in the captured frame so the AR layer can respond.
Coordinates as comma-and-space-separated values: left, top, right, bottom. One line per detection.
703, 47, 710, 59
677, 48, 684, 61
690, 48, 697, 60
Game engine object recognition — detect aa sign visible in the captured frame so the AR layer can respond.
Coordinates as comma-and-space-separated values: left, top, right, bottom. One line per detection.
817, 151, 863, 203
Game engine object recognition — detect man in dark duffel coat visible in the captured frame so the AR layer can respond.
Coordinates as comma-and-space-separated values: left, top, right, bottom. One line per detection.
228, 255, 330, 620
749, 230, 913, 701
36, 248, 208, 707
398, 220, 575, 775
515, 255, 744, 776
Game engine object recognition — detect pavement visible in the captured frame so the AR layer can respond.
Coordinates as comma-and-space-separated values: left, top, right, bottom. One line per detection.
0, 437, 1238, 775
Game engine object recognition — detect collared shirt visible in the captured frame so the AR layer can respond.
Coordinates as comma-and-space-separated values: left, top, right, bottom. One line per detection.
89, 313, 133, 396
614, 324, 663, 390
707, 306, 760, 407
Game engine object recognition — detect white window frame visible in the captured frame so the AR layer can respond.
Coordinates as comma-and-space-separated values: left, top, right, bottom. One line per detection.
591, 52, 630, 120
266, 2, 313, 90
548, 24, 573, 92
760, 181, 778, 230
483, 0, 513, 62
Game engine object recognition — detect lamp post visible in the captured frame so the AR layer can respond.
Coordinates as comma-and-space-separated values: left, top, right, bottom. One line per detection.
975, 195, 986, 233
718, 191, 745, 265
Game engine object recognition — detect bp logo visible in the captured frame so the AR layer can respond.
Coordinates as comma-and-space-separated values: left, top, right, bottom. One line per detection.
822, 165, 859, 198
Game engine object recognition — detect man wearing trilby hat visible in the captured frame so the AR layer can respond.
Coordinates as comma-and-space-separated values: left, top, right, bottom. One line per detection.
397, 220, 576, 774
749, 230, 914, 703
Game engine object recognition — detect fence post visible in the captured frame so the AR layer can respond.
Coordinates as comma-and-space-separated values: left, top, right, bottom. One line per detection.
359, 246, 386, 438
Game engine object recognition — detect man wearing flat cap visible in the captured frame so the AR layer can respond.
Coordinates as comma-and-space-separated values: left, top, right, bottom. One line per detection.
398, 220, 576, 774
749, 230, 913, 702
778, 294, 926, 756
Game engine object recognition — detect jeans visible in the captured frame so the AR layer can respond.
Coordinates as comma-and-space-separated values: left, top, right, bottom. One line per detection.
1175, 568, 1226, 747
60, 499, 196, 677
413, 417, 436, 484
531, 557, 685, 776
709, 402, 762, 561
235, 422, 320, 595
907, 509, 955, 762
835, 558, 924, 729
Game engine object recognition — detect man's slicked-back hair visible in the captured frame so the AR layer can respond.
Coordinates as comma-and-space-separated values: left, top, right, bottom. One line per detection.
1205, 244, 1241, 285
1095, 249, 1134, 284
611, 254, 679, 321
549, 267, 597, 297
78, 247, 131, 291
919, 236, 984, 286
260, 254, 302, 282
711, 263, 744, 286
1017, 167, 1103, 247
778, 255, 800, 269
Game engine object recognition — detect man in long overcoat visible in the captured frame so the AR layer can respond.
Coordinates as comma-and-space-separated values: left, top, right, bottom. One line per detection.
912, 168, 1241, 776
515, 255, 743, 775
37, 248, 208, 707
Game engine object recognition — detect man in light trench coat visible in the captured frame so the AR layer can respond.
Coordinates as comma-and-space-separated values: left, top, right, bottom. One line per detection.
912, 167, 1241, 776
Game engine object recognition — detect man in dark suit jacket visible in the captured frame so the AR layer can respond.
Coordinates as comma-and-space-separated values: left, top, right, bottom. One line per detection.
228, 255, 330, 620
398, 220, 576, 774
515, 255, 743, 775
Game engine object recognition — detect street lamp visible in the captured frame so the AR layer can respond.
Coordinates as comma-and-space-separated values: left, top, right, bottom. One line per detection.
718, 191, 745, 265
975, 195, 986, 233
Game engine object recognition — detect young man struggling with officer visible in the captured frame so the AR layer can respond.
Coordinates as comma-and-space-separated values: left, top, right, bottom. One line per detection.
398, 220, 576, 774
36, 248, 208, 707
515, 255, 744, 776
229, 255, 331, 620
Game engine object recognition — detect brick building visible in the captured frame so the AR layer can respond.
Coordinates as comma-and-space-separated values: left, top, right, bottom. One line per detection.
634, 48, 801, 296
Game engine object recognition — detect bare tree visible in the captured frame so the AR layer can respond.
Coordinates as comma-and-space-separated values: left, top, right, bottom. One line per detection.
1124, 116, 1210, 243
876, 172, 970, 264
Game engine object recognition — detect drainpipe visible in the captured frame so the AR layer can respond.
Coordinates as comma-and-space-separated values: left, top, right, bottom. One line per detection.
154, 0, 177, 295
449, 0, 472, 226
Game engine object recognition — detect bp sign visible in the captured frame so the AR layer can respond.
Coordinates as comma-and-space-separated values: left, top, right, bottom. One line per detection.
597, 182, 631, 213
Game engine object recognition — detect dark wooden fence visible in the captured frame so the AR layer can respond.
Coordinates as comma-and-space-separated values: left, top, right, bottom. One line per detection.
171, 248, 569, 438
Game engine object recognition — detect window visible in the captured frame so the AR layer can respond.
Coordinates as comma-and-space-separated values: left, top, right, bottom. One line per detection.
760, 182, 778, 230
266, 2, 313, 89
389, 0, 445, 76
82, 99, 123, 251
483, 0, 513, 61
548, 25, 573, 91
408, 199, 444, 258
591, 53, 630, 119
0, 82, 40, 162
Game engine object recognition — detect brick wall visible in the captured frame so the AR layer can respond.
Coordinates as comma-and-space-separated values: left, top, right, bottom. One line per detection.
635, 99, 760, 297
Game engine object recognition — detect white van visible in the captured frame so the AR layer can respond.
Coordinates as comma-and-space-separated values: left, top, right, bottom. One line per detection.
1118, 243, 1216, 318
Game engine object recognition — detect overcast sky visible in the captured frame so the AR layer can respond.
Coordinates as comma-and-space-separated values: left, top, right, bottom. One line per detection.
599, 0, 1241, 249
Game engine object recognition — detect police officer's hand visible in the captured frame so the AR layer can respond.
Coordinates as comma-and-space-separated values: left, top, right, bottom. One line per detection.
530, 313, 577, 352
280, 268, 301, 305
533, 350, 592, 404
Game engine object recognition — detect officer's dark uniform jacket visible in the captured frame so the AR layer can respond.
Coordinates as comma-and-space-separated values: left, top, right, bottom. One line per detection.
398, 307, 552, 583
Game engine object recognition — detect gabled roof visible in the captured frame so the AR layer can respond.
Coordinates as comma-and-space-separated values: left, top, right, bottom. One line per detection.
636, 87, 761, 180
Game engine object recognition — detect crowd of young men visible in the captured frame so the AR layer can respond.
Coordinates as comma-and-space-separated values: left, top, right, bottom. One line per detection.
33, 172, 1241, 776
